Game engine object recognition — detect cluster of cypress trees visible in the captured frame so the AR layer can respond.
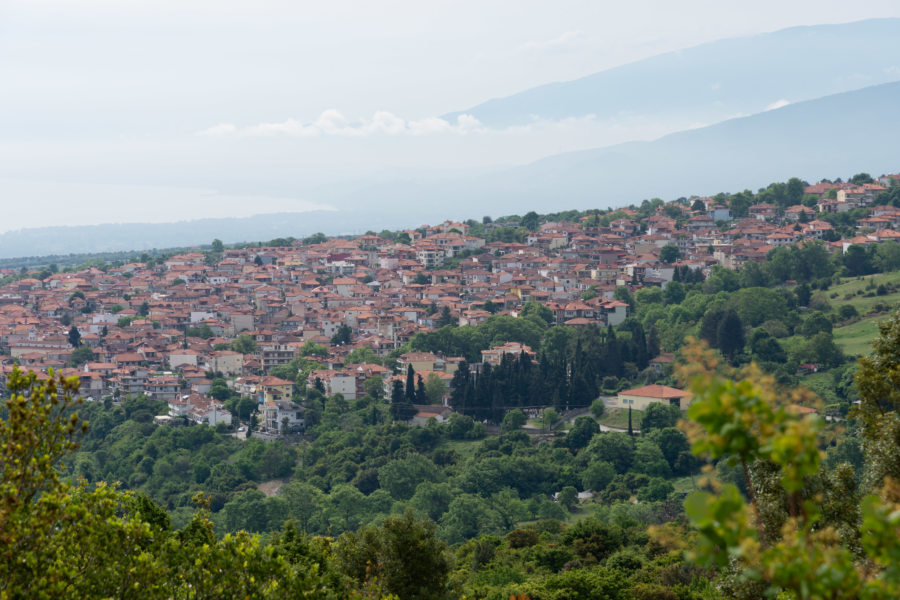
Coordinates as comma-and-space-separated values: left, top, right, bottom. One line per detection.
449, 324, 659, 423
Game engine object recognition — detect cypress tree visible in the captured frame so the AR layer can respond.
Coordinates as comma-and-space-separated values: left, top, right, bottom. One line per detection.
391, 379, 404, 405
475, 362, 493, 421
416, 375, 427, 404
717, 310, 745, 363
604, 326, 623, 377
647, 326, 661, 359
699, 308, 726, 348
405, 364, 417, 403
67, 325, 82, 348
449, 361, 470, 413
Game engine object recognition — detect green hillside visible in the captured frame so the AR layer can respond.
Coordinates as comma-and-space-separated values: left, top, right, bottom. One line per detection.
812, 271, 900, 356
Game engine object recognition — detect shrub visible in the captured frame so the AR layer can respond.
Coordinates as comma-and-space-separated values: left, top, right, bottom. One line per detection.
838, 304, 859, 320
506, 528, 540, 549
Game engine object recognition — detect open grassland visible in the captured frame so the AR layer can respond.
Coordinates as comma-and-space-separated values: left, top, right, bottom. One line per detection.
808, 272, 900, 356
833, 317, 884, 357
596, 407, 643, 430
798, 371, 841, 404
814, 271, 900, 316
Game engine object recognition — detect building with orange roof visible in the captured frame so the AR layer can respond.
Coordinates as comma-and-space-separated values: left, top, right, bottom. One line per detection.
615, 384, 691, 411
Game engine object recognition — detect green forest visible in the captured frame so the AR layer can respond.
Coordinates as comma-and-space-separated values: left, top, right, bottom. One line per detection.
6, 305, 900, 598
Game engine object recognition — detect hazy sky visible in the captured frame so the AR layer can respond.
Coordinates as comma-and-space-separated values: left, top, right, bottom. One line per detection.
2, 0, 900, 232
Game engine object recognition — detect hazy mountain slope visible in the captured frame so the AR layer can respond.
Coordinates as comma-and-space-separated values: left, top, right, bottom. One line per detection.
340, 80, 900, 218
444, 19, 900, 127
0, 212, 356, 259
3, 81, 899, 259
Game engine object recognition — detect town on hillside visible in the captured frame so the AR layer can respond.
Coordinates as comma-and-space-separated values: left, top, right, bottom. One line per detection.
0, 172, 898, 434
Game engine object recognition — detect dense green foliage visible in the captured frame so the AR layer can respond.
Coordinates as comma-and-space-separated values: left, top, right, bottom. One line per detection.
4, 365, 718, 600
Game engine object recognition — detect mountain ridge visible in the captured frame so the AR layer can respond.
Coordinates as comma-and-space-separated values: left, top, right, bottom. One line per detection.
340, 79, 900, 217
443, 18, 900, 128
4, 79, 900, 258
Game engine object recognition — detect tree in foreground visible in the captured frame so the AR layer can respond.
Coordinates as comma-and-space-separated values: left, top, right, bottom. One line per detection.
0, 366, 383, 599
335, 510, 449, 600
679, 331, 900, 599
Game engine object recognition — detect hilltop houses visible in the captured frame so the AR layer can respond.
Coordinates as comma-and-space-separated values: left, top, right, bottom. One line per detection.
2, 174, 899, 434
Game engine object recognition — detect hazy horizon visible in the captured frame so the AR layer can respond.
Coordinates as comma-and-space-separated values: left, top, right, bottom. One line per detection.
3, 1, 900, 233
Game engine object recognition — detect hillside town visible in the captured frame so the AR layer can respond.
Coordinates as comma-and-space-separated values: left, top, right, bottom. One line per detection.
1, 174, 898, 434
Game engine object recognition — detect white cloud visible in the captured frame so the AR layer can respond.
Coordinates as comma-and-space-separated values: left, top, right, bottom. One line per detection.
407, 117, 453, 135
765, 99, 791, 111
518, 30, 585, 53
199, 110, 485, 138
246, 118, 316, 137
197, 123, 238, 136
454, 114, 484, 133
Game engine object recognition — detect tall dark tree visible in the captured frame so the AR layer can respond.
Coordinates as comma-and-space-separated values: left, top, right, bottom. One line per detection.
646, 326, 661, 359
474, 362, 493, 422
623, 320, 649, 370
716, 310, 745, 362
449, 361, 471, 413
405, 365, 417, 403
699, 307, 726, 348
602, 326, 623, 377
391, 379, 416, 422
67, 325, 82, 348
391, 379, 404, 405
416, 375, 427, 404
843, 244, 873, 277
795, 283, 812, 307
390, 398, 417, 422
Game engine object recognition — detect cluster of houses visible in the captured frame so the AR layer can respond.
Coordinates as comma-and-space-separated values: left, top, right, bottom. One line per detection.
0, 176, 897, 433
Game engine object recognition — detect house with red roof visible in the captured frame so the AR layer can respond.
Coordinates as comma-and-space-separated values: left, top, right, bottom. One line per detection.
615, 384, 691, 411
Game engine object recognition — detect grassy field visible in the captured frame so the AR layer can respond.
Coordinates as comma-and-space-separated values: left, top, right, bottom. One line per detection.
812, 271, 900, 317
798, 371, 841, 404
671, 475, 698, 494
596, 408, 643, 430
804, 272, 900, 356
438, 438, 482, 461
833, 317, 885, 357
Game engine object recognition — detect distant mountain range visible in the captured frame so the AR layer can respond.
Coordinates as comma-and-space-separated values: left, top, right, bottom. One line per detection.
338, 79, 900, 219
0, 212, 347, 260
3, 79, 899, 259
4, 20, 900, 260
444, 19, 900, 128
